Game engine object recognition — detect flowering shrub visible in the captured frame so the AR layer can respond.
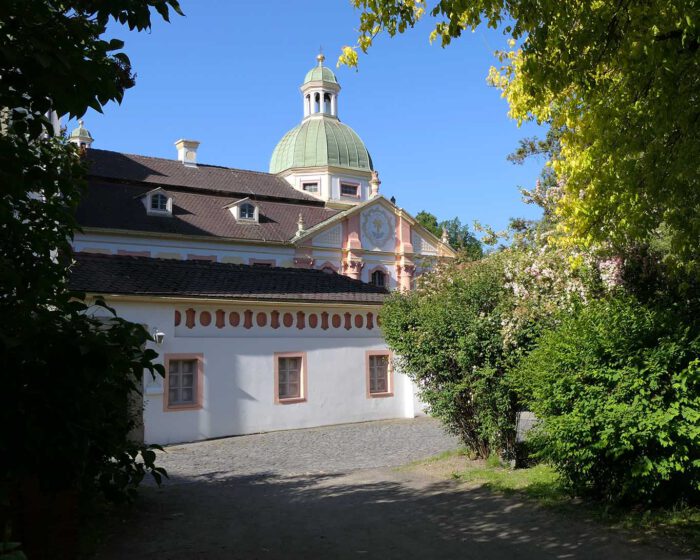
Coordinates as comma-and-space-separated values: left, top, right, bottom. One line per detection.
380, 255, 517, 458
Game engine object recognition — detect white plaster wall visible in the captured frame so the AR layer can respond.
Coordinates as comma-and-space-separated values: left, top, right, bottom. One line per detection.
73, 233, 296, 266
102, 301, 416, 445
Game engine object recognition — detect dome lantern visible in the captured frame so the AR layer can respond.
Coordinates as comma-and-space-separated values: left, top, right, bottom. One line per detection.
301, 53, 340, 118
69, 119, 93, 149
270, 54, 374, 206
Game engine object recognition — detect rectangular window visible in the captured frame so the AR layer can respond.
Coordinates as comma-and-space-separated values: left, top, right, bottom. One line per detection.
275, 352, 306, 404
302, 182, 319, 193
367, 351, 392, 397
164, 354, 204, 411
340, 183, 359, 197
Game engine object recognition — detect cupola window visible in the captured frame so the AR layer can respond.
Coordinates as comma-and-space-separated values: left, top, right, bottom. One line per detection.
340, 183, 359, 197
370, 270, 386, 288
240, 203, 255, 220
302, 182, 319, 193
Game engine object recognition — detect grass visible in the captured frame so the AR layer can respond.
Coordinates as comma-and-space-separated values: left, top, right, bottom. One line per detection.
413, 451, 700, 554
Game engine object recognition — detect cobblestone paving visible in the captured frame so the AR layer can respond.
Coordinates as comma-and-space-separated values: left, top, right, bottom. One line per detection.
156, 417, 459, 482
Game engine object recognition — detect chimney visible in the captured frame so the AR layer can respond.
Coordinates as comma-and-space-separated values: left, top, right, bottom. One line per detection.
174, 139, 200, 167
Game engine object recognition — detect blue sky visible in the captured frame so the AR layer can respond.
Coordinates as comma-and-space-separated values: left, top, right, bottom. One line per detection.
73, 1, 545, 232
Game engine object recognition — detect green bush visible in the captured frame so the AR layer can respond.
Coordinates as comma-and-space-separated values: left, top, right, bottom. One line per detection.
514, 295, 700, 505
380, 256, 517, 458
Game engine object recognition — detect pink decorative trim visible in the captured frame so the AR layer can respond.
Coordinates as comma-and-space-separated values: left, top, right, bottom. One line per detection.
274, 352, 308, 405
345, 214, 362, 250
249, 258, 276, 267
199, 311, 212, 327
365, 350, 394, 399
229, 311, 240, 327
331, 314, 341, 329
187, 254, 217, 261
395, 215, 414, 254
215, 310, 225, 329
185, 308, 195, 329
117, 250, 150, 257
164, 353, 204, 411
176, 307, 384, 331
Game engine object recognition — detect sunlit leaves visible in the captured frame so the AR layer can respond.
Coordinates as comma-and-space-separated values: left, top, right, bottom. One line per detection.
343, 0, 700, 270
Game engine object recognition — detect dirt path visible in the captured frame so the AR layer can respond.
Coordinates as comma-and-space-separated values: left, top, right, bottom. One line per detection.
94, 420, 696, 559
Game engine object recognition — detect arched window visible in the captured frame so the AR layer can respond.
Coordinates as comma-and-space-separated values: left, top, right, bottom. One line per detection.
370, 270, 386, 288
151, 193, 168, 211
240, 203, 255, 220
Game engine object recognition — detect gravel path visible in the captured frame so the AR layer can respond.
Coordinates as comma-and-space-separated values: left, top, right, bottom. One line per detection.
96, 418, 695, 560
156, 417, 460, 482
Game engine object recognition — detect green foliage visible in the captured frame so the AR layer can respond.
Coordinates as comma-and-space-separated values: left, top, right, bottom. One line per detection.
0, 1, 182, 551
343, 0, 700, 271
514, 295, 700, 505
0, 0, 183, 137
380, 255, 516, 458
415, 210, 483, 260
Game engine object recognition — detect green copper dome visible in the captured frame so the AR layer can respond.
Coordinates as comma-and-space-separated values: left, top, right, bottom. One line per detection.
270, 117, 373, 174
303, 53, 338, 84
303, 65, 338, 84
69, 119, 92, 140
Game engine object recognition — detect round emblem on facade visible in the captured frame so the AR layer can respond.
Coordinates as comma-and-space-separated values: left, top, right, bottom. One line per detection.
361, 206, 392, 249
185, 150, 196, 161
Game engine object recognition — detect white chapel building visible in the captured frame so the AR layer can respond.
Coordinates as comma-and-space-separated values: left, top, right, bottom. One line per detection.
68, 55, 456, 444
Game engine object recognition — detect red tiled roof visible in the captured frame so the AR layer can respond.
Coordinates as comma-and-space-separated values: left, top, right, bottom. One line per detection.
69, 253, 388, 304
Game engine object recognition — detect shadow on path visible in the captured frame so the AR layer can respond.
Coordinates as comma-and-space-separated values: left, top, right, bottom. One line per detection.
97, 467, 694, 560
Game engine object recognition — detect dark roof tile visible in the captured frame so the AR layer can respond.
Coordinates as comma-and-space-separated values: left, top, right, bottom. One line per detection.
86, 148, 318, 202
76, 181, 338, 242
69, 253, 388, 304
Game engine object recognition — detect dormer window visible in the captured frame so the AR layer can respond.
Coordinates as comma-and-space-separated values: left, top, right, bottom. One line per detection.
151, 193, 168, 212
240, 203, 255, 220
141, 188, 173, 216
225, 198, 260, 223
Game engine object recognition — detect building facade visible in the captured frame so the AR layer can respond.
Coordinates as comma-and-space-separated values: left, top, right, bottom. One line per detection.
69, 55, 455, 444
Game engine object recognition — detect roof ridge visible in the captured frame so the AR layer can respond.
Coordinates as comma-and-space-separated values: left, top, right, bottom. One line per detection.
88, 148, 285, 177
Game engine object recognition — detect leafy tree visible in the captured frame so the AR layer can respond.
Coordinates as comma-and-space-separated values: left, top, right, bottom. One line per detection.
341, 1, 700, 270
0, 1, 182, 555
415, 210, 483, 260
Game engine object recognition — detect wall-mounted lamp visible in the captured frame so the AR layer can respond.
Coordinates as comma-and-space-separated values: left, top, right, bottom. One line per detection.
152, 329, 165, 345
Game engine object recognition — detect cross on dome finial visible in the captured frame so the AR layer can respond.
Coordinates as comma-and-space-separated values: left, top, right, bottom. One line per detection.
317, 48, 325, 66
78, 119, 85, 126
